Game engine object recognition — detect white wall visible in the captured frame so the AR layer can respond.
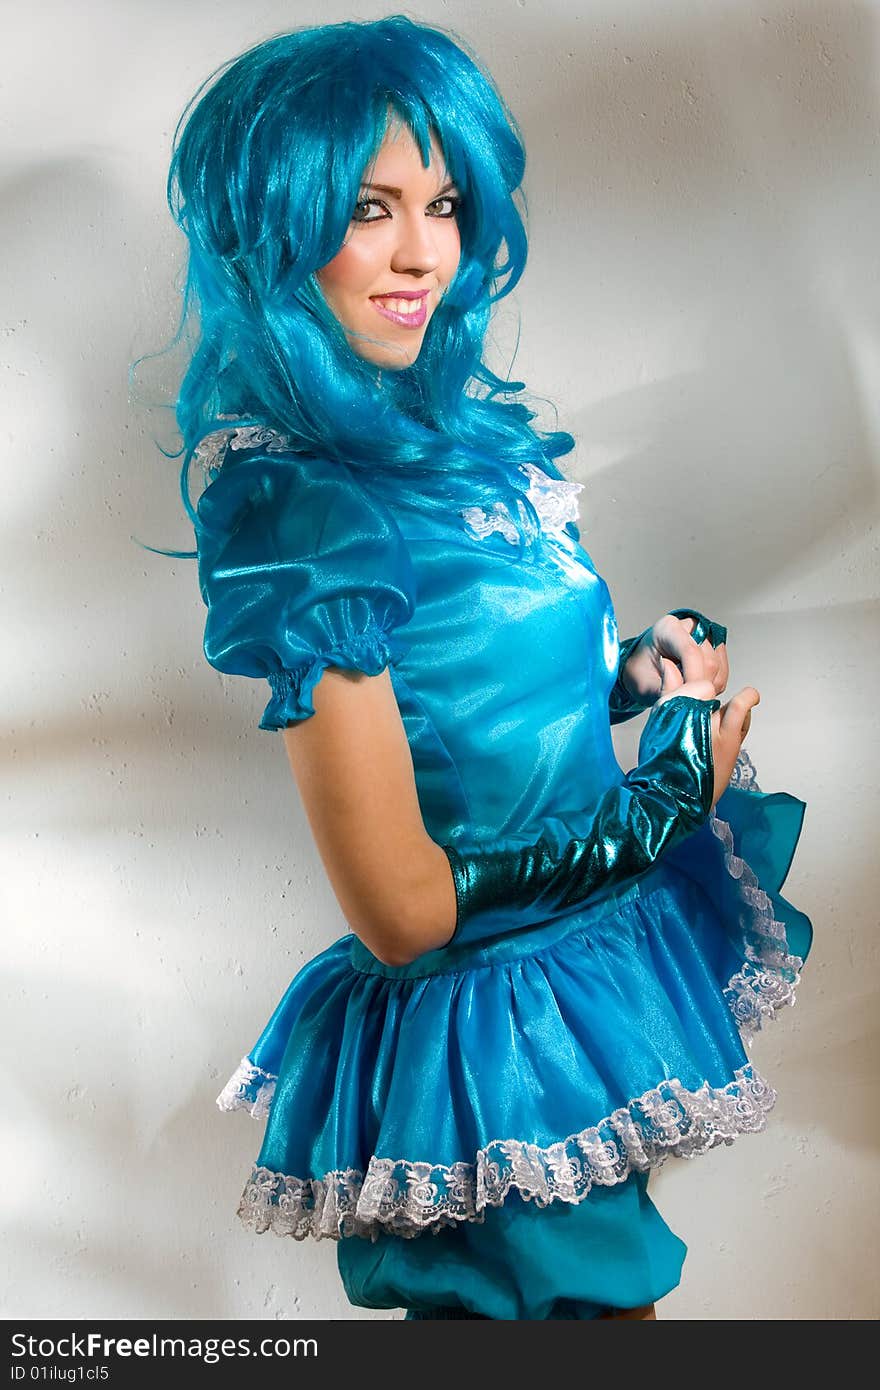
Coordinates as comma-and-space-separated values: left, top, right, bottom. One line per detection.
2, 0, 877, 1320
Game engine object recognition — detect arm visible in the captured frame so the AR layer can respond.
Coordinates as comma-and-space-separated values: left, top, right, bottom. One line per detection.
441, 693, 718, 950
282, 665, 456, 968
192, 445, 449, 966
284, 678, 714, 964
436, 679, 759, 956
286, 672, 757, 967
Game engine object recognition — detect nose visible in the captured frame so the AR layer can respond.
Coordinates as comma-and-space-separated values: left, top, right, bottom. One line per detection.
388, 208, 443, 277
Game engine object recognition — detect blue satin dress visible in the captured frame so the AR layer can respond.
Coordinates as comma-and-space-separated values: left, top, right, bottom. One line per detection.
192, 423, 813, 1320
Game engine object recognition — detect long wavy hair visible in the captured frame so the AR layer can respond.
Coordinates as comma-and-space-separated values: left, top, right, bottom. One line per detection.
144, 13, 576, 560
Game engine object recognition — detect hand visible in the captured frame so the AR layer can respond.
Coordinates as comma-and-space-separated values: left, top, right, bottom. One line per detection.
620, 613, 730, 707
655, 678, 760, 808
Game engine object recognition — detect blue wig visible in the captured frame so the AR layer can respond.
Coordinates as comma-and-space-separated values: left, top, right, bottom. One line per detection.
144, 13, 576, 560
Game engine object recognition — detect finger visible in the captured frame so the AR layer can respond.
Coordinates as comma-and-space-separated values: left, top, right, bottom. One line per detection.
701, 642, 721, 685
679, 633, 709, 684
713, 643, 729, 695
659, 676, 717, 705
656, 616, 714, 685
659, 656, 684, 693
703, 643, 730, 696
658, 619, 706, 683
684, 677, 718, 701
720, 687, 760, 737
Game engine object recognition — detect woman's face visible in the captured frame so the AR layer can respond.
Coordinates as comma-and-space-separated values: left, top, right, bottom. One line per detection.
315, 121, 462, 371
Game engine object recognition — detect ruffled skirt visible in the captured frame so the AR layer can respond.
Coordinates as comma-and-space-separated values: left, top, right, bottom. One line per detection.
216, 752, 812, 1264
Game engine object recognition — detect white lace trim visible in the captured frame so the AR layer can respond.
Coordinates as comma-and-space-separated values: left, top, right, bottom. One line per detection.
234, 1062, 776, 1242
707, 746, 805, 1043
193, 422, 583, 552
712, 818, 804, 1044
460, 499, 521, 545
216, 1057, 277, 1120
460, 461, 584, 546
729, 746, 762, 794
193, 421, 583, 561
193, 420, 293, 483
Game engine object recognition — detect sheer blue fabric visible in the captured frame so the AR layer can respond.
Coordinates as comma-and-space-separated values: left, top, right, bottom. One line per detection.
195, 429, 813, 1275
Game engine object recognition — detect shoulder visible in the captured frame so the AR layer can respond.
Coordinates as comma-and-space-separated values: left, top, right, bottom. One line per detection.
192, 420, 416, 617
189, 423, 419, 726
192, 420, 402, 550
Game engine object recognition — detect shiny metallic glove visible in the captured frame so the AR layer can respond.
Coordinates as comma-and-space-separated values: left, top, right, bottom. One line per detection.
442, 693, 720, 949
609, 607, 728, 724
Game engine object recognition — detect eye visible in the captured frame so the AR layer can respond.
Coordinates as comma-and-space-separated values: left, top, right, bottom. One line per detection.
351, 198, 389, 224
350, 195, 462, 224
428, 195, 461, 218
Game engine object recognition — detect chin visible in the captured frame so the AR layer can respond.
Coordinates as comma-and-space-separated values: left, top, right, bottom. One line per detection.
354, 328, 428, 373
367, 346, 422, 372
380, 355, 418, 371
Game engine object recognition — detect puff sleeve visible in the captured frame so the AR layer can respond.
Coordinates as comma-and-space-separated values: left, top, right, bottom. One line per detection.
193, 445, 417, 731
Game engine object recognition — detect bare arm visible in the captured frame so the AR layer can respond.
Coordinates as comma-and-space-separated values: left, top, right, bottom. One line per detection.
282, 666, 457, 967
282, 663, 755, 969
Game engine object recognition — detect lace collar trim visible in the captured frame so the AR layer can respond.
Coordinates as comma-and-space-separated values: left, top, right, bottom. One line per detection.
460, 461, 584, 547
192, 420, 584, 546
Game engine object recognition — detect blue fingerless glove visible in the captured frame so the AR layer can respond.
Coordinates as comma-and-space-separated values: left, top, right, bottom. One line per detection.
442, 693, 720, 949
609, 607, 728, 724
609, 630, 652, 724
667, 607, 728, 648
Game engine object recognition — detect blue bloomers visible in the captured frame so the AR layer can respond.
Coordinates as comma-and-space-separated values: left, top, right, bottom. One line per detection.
339, 1172, 685, 1320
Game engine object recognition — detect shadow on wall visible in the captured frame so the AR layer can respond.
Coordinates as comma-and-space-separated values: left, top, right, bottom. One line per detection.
3, 0, 879, 1320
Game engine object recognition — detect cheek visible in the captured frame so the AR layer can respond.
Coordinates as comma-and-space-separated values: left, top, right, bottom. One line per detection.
444, 225, 462, 280
316, 239, 376, 298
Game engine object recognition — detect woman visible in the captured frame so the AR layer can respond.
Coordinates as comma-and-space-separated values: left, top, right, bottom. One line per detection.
153, 15, 812, 1319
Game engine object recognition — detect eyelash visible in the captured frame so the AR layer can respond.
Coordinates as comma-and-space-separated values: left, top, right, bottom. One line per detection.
351, 195, 462, 224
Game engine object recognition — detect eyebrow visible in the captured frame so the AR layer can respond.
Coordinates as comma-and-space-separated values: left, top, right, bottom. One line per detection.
359, 179, 458, 199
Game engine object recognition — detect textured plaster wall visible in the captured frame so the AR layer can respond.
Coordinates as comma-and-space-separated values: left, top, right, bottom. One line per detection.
2, 0, 877, 1320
